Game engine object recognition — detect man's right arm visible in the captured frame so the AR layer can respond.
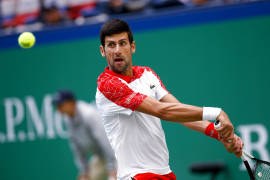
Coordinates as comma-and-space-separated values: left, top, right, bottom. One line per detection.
136, 95, 234, 141
159, 93, 234, 140
136, 96, 203, 123
136, 94, 243, 157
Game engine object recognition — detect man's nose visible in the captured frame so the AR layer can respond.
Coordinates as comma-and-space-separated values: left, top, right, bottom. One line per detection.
114, 45, 121, 55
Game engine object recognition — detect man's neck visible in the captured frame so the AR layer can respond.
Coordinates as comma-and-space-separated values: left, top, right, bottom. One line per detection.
69, 103, 76, 118
122, 67, 133, 77
109, 65, 133, 77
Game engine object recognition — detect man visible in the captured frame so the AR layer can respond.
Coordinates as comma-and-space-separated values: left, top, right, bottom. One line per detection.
95, 19, 243, 180
53, 90, 116, 180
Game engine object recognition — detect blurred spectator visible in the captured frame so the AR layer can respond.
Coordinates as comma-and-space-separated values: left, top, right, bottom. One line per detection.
107, 0, 128, 14
53, 90, 117, 180
41, 0, 67, 25
41, 6, 63, 25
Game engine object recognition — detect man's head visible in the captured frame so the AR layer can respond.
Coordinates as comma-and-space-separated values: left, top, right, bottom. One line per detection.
53, 90, 76, 117
99, 19, 135, 75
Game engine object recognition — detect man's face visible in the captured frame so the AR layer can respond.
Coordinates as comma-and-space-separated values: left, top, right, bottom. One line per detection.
57, 101, 75, 116
100, 32, 135, 74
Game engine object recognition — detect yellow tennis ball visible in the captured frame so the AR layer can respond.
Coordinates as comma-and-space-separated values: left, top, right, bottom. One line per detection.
18, 32, 35, 48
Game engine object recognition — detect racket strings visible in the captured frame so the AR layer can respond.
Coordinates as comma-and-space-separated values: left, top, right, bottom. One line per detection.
253, 160, 270, 180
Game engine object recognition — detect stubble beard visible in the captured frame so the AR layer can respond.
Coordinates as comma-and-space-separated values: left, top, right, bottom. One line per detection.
111, 60, 129, 74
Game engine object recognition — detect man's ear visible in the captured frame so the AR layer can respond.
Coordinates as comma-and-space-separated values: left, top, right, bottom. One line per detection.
131, 41, 136, 54
100, 45, 105, 57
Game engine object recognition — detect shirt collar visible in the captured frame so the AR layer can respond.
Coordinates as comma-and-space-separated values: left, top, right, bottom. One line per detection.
105, 67, 133, 83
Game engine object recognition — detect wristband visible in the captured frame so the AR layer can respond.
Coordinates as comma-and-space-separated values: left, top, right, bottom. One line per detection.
203, 107, 221, 121
205, 123, 219, 140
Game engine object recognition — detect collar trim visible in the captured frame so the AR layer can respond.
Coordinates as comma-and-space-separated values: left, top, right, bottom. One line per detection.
105, 67, 133, 83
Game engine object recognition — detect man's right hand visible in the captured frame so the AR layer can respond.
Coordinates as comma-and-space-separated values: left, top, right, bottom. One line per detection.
216, 111, 234, 141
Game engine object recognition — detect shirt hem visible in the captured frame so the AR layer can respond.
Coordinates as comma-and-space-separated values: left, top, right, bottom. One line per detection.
123, 167, 172, 180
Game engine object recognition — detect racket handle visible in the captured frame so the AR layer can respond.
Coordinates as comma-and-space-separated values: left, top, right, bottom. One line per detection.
243, 150, 254, 159
241, 154, 247, 161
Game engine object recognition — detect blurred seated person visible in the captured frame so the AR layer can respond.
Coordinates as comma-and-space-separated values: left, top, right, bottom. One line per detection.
41, 6, 63, 25
41, 0, 67, 25
53, 90, 117, 180
106, 0, 128, 14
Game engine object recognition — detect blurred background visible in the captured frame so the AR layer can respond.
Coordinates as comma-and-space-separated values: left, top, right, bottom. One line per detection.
0, 0, 270, 180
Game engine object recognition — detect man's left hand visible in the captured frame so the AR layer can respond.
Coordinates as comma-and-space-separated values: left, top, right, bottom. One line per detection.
220, 134, 243, 158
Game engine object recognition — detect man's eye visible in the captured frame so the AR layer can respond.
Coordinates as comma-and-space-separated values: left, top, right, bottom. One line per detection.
120, 41, 127, 46
108, 43, 115, 48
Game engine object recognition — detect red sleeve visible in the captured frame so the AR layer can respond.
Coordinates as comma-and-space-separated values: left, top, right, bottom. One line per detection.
97, 73, 147, 111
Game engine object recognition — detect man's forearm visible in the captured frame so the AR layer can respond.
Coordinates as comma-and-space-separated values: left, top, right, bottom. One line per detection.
136, 96, 203, 123
181, 121, 211, 133
137, 95, 226, 129
161, 94, 210, 130
158, 102, 203, 122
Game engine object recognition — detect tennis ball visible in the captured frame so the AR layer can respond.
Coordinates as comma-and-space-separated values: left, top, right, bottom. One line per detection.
18, 32, 35, 48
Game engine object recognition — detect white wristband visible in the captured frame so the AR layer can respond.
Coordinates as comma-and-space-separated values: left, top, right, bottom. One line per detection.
203, 107, 222, 121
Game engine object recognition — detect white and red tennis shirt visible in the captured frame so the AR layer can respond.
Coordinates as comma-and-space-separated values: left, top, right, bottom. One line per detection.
96, 66, 172, 180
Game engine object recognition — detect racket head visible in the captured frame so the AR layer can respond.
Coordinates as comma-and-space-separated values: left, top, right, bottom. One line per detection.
252, 158, 270, 179
242, 151, 270, 180
213, 121, 270, 179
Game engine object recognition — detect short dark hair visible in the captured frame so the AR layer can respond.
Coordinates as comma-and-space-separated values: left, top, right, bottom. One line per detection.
100, 19, 134, 47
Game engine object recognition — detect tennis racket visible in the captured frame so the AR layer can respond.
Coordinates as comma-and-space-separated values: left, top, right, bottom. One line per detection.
214, 120, 270, 180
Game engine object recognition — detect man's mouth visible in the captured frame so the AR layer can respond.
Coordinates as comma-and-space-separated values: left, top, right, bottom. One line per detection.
114, 58, 124, 62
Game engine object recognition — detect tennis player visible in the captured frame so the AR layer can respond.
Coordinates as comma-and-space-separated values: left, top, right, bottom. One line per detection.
95, 19, 243, 180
